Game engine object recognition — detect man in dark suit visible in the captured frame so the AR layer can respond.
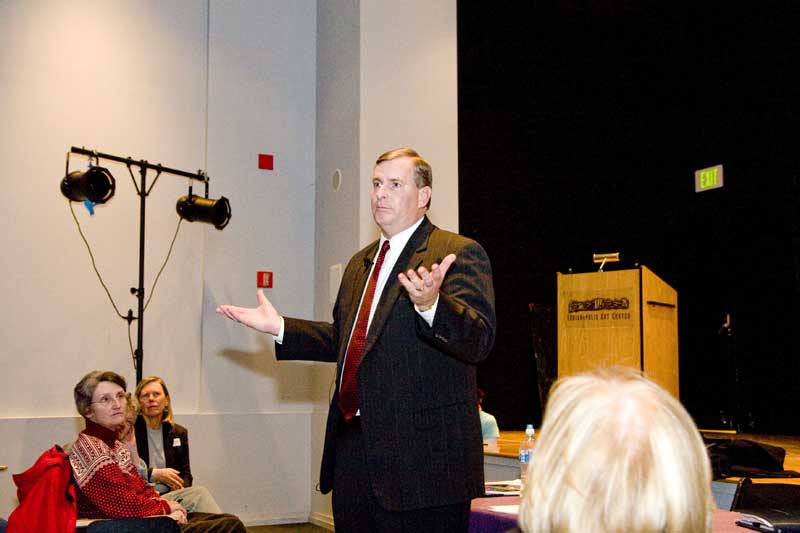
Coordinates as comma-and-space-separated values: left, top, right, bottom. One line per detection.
217, 148, 496, 532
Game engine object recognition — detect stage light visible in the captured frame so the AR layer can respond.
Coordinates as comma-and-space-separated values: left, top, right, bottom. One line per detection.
60, 166, 116, 204
176, 194, 231, 229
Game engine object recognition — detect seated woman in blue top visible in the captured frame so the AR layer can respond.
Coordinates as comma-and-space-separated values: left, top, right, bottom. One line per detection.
133, 376, 192, 495
478, 388, 500, 445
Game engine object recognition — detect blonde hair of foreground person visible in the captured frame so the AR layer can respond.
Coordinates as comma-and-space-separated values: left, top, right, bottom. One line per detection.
518, 367, 715, 533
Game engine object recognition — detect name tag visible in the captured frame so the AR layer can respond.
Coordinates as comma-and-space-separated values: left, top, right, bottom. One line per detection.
173, 438, 181, 447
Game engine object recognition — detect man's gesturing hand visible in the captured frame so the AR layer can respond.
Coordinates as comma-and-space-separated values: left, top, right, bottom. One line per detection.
216, 289, 282, 335
398, 253, 456, 311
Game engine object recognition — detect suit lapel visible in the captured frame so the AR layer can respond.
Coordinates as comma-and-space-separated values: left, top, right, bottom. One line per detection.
361, 217, 435, 357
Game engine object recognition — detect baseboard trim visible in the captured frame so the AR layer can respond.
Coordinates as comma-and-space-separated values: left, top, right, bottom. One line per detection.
237, 511, 310, 527
309, 511, 335, 530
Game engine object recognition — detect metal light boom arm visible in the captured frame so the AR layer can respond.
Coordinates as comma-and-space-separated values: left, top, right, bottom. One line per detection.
70, 146, 209, 183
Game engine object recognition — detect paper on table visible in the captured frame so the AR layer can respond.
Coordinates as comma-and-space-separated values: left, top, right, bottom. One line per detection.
488, 504, 520, 516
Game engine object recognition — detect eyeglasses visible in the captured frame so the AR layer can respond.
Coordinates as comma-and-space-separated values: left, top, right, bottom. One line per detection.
91, 392, 127, 408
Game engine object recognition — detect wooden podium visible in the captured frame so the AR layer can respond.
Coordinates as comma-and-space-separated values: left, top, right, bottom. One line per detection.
556, 265, 679, 397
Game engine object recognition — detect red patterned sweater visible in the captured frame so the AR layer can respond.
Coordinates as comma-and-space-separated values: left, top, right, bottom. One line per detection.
68, 419, 171, 518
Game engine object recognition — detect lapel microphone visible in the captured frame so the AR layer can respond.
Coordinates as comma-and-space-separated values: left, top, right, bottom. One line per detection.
363, 256, 373, 269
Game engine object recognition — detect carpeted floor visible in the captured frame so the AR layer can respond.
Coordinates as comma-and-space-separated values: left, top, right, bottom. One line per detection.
246, 523, 329, 532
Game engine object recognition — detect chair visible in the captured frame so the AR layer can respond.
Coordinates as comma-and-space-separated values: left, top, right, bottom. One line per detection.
528, 303, 556, 412
730, 478, 800, 512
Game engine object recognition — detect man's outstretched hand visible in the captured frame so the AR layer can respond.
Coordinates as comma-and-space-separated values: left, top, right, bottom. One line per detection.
216, 289, 281, 335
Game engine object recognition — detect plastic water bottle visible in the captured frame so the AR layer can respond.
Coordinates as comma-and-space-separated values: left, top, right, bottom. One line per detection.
518, 424, 535, 484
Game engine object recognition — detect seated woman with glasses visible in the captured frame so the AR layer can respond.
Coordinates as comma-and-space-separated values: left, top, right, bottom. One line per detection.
133, 376, 192, 495
69, 370, 245, 532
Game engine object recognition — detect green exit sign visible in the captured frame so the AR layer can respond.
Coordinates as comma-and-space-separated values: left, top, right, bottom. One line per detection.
695, 164, 724, 192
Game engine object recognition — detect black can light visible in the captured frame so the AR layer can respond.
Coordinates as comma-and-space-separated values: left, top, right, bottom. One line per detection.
176, 194, 231, 230
60, 166, 116, 204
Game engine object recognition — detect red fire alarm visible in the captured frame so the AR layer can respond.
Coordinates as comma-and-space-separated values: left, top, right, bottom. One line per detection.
258, 154, 274, 170
257, 271, 273, 288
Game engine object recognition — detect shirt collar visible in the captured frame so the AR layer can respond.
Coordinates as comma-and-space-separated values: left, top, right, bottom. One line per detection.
83, 418, 119, 447
381, 215, 425, 256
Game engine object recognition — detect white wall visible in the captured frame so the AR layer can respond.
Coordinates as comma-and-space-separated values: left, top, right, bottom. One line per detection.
201, 0, 317, 415
359, 0, 460, 246
0, 0, 209, 418
199, 0, 318, 523
0, 0, 318, 525
0, 0, 458, 527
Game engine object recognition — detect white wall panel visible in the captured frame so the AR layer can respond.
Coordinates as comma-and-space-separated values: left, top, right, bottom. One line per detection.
359, 0, 460, 246
202, 0, 317, 415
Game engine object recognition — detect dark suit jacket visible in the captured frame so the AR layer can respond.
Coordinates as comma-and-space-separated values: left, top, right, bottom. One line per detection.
133, 416, 193, 489
276, 217, 496, 511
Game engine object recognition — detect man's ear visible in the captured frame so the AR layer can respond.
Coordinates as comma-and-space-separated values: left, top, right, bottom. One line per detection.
417, 186, 432, 208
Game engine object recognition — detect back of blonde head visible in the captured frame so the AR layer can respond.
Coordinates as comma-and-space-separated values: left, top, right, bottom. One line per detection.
518, 367, 714, 533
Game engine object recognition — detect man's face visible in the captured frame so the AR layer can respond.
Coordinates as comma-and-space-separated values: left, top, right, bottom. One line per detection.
370, 156, 431, 238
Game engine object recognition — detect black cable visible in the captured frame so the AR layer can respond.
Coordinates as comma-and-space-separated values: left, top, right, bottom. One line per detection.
69, 201, 183, 367
69, 201, 127, 320
70, 200, 138, 366
144, 217, 182, 311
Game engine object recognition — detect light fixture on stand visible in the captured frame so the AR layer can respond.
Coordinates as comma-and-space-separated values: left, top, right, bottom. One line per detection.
61, 146, 232, 382
61, 151, 116, 211
61, 166, 116, 204
176, 180, 231, 229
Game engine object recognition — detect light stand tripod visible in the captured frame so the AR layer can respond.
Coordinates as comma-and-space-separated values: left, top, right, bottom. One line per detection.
64, 146, 231, 382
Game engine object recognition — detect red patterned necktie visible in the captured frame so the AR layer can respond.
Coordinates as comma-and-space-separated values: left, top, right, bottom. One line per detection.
339, 240, 391, 421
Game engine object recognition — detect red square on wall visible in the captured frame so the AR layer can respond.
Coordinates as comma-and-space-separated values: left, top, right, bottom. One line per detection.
257, 271, 273, 288
258, 154, 274, 170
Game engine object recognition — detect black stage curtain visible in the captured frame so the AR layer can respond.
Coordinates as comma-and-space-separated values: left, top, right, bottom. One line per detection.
458, 1, 800, 433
